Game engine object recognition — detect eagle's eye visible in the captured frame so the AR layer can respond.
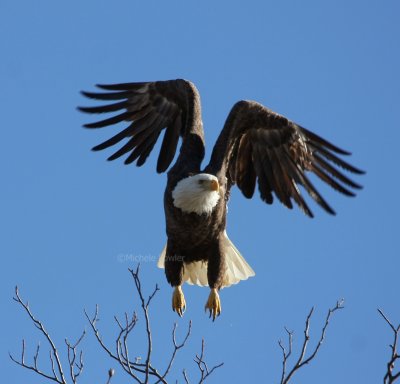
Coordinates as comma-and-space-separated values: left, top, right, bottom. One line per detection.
198, 180, 205, 184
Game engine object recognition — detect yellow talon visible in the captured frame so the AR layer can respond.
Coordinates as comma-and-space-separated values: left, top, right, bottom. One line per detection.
172, 286, 186, 317
204, 288, 221, 321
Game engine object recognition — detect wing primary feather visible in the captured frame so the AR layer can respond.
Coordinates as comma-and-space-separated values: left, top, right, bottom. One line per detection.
256, 131, 292, 208
156, 113, 181, 173
125, 129, 161, 165
311, 145, 365, 174
83, 111, 133, 129
300, 126, 351, 155
291, 160, 336, 215
136, 130, 162, 167
78, 100, 129, 114
252, 144, 273, 204
107, 124, 160, 162
107, 136, 139, 161
279, 149, 314, 217
127, 110, 161, 136
91, 105, 164, 152
81, 90, 132, 101
127, 103, 154, 122
236, 134, 257, 198
96, 82, 149, 91
124, 112, 172, 164
310, 163, 355, 196
270, 147, 294, 209
313, 153, 363, 189
92, 123, 136, 151
289, 181, 313, 217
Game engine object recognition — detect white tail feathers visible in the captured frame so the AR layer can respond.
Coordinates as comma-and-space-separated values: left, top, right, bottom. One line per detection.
157, 231, 255, 288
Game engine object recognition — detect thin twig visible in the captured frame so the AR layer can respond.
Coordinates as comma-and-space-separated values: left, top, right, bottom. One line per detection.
280, 299, 344, 384
128, 265, 160, 383
9, 286, 68, 384
378, 309, 400, 384
85, 307, 144, 384
155, 321, 192, 384
183, 369, 190, 384
85, 266, 166, 384
194, 339, 224, 383
65, 330, 86, 383
278, 327, 293, 383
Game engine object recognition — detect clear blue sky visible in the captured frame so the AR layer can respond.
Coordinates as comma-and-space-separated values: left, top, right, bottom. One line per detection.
2, 1, 399, 383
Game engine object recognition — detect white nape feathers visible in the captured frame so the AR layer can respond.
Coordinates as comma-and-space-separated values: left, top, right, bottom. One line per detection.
172, 173, 220, 215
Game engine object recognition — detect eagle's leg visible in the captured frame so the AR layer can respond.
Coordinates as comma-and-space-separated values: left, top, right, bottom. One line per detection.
172, 286, 186, 317
205, 245, 224, 321
205, 288, 221, 321
165, 247, 186, 317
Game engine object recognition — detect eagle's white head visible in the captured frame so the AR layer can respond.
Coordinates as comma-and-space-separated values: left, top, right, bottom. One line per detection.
172, 173, 220, 215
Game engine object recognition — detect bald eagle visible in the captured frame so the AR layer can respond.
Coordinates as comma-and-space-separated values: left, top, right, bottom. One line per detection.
79, 79, 363, 320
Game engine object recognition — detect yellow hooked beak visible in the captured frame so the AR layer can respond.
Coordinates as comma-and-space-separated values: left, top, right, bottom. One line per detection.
209, 179, 219, 192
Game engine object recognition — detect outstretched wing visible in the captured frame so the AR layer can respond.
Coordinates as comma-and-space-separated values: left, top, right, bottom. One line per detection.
207, 100, 364, 217
79, 79, 203, 173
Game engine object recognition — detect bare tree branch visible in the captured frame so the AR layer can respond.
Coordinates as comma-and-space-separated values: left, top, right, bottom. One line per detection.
278, 327, 293, 383
84, 305, 151, 384
128, 265, 160, 383
155, 321, 192, 384
182, 369, 190, 384
9, 286, 85, 384
65, 331, 85, 383
85, 265, 218, 384
279, 299, 344, 384
12, 266, 223, 383
13, 272, 400, 384
182, 339, 224, 384
378, 309, 400, 384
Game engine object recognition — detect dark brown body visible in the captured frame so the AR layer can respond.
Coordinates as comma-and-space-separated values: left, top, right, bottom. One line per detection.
163, 169, 228, 289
